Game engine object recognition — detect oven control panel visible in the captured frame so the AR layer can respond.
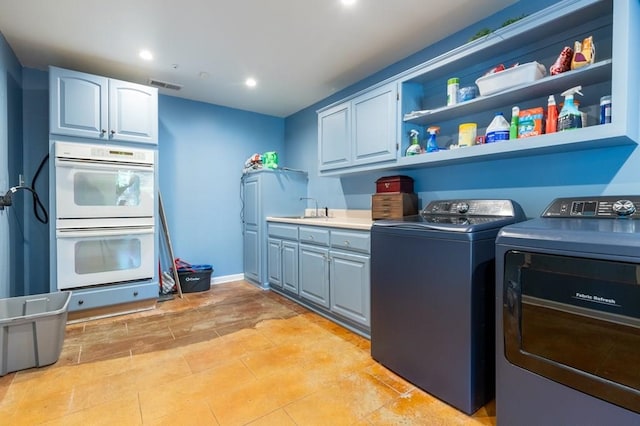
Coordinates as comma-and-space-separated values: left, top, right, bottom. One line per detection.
542, 196, 640, 218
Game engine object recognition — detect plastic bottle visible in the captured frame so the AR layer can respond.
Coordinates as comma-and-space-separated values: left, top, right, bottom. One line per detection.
600, 95, 612, 124
558, 85, 583, 131
405, 129, 422, 156
509, 106, 519, 140
447, 78, 459, 106
546, 95, 558, 134
485, 112, 510, 143
425, 126, 440, 152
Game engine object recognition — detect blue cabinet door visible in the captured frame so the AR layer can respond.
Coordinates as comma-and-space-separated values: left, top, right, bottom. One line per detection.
282, 240, 299, 294
330, 250, 370, 327
243, 226, 259, 283
109, 79, 158, 143
318, 102, 351, 171
299, 244, 330, 308
352, 82, 397, 166
267, 238, 283, 289
50, 66, 108, 139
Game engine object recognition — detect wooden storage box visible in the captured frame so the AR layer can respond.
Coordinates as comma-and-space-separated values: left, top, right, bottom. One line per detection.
372, 193, 418, 219
376, 175, 414, 193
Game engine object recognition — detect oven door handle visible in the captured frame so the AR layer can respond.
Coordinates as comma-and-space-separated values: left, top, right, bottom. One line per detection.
55, 158, 154, 171
56, 226, 154, 238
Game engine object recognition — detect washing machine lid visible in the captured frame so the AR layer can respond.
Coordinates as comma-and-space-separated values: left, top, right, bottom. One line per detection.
373, 199, 526, 233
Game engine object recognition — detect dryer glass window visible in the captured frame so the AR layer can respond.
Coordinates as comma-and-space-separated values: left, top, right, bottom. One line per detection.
503, 250, 640, 414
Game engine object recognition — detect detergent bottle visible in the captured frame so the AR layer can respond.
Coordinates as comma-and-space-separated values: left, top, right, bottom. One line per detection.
485, 112, 510, 143
425, 126, 440, 153
558, 85, 583, 131
405, 129, 422, 156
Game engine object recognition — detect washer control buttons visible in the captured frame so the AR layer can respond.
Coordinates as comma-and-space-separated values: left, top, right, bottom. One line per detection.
457, 202, 470, 214
612, 199, 636, 216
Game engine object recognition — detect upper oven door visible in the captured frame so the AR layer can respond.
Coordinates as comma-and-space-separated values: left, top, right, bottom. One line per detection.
503, 250, 640, 414
55, 156, 154, 220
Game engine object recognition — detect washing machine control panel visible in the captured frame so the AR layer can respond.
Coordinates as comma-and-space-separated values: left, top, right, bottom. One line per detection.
542, 196, 640, 218
423, 199, 519, 217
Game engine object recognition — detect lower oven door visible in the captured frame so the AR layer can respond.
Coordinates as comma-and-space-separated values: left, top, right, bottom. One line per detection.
503, 250, 640, 414
56, 226, 155, 289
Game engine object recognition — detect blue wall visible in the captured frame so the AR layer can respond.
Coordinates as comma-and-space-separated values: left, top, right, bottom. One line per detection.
284, 0, 640, 218
0, 32, 23, 298
21, 68, 49, 295
4, 0, 640, 293
157, 95, 285, 277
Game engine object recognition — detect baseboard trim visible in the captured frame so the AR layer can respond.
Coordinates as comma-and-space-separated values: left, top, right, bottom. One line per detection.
210, 273, 245, 286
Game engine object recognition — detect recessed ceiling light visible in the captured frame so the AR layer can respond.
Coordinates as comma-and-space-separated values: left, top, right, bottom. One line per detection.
341, 0, 357, 6
245, 78, 257, 88
139, 49, 153, 61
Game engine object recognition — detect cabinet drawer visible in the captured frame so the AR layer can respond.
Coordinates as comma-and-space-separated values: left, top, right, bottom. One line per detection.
372, 193, 418, 219
299, 227, 330, 246
330, 230, 370, 254
268, 223, 298, 240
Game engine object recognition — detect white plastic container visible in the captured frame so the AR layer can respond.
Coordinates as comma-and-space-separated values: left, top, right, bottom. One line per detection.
475, 62, 546, 96
485, 113, 510, 143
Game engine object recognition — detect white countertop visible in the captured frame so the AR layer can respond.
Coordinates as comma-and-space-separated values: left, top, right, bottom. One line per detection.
267, 209, 373, 231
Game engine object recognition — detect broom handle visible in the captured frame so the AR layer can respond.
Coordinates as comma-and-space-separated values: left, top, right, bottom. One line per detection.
159, 191, 183, 298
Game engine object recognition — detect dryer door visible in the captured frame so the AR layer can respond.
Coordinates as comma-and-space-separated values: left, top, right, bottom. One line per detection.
503, 250, 640, 414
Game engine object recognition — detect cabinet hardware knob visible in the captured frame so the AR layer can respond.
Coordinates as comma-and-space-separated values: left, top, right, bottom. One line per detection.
101, 129, 106, 134
110, 130, 116, 135
133, 291, 139, 297
78, 300, 84, 305
344, 240, 350, 245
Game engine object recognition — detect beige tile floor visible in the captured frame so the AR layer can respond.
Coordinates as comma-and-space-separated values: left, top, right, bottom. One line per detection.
0, 281, 495, 425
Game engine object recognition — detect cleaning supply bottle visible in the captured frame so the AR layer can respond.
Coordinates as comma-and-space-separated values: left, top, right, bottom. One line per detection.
546, 95, 558, 134
558, 85, 583, 131
486, 112, 510, 143
425, 126, 440, 153
405, 129, 422, 156
509, 106, 519, 140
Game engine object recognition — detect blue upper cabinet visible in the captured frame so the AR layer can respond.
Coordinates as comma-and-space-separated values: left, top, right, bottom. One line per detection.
50, 66, 158, 144
318, 81, 398, 174
49, 67, 108, 139
352, 83, 398, 166
317, 0, 638, 176
108, 79, 158, 143
318, 102, 351, 170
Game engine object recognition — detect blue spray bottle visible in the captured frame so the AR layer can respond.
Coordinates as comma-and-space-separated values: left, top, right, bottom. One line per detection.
426, 126, 440, 153
558, 85, 583, 131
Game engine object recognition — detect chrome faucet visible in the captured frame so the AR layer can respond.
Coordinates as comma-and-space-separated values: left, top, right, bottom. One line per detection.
300, 197, 319, 217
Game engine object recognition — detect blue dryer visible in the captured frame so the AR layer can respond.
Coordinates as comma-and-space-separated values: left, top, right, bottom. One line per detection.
496, 196, 640, 425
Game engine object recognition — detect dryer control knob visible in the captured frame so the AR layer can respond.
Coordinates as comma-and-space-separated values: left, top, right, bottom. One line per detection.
457, 202, 469, 214
612, 199, 636, 216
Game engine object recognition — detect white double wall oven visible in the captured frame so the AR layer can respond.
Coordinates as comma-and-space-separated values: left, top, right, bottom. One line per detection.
54, 141, 156, 290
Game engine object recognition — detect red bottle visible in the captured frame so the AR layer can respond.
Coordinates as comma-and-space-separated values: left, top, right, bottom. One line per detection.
546, 95, 558, 134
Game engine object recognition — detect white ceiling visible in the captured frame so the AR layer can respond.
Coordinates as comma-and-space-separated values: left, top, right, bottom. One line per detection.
0, 0, 515, 117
